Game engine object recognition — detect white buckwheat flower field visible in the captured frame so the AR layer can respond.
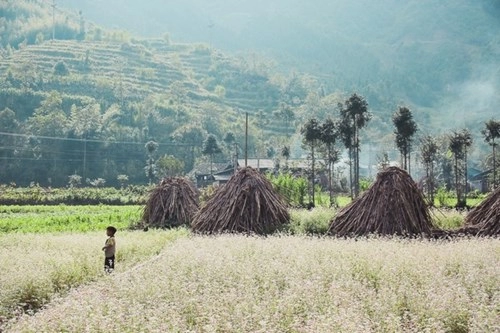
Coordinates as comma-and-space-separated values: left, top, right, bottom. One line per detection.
3, 233, 499, 332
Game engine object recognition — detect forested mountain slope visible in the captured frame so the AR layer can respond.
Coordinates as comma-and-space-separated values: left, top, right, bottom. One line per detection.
61, 0, 500, 112
0, 0, 298, 186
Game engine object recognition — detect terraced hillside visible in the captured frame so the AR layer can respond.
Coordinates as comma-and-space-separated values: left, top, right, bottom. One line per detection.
0, 0, 301, 186
0, 36, 293, 185
0, 39, 281, 116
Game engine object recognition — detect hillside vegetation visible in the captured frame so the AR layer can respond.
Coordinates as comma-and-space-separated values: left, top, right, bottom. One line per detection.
0, 1, 309, 186
0, 0, 498, 187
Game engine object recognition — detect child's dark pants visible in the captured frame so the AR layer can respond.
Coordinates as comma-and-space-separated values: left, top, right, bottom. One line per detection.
104, 255, 115, 273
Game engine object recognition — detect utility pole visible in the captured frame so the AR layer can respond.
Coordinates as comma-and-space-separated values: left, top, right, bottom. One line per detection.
51, 0, 56, 41
233, 141, 238, 173
83, 136, 87, 181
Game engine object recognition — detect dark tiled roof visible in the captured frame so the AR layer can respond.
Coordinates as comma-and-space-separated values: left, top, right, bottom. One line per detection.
192, 162, 232, 176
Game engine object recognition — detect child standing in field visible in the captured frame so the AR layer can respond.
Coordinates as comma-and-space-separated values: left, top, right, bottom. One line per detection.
102, 226, 117, 273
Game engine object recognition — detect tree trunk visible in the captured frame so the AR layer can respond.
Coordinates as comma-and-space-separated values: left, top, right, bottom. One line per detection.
83, 137, 87, 181
311, 143, 315, 205
425, 162, 430, 204
408, 145, 411, 176
430, 163, 435, 205
353, 119, 359, 198
454, 157, 460, 206
403, 145, 407, 171
463, 149, 468, 207
328, 146, 333, 207
349, 147, 353, 199
493, 141, 497, 188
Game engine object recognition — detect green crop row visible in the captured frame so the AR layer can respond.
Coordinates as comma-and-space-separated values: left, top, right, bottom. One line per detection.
0, 205, 143, 233
0, 185, 149, 206
0, 203, 470, 235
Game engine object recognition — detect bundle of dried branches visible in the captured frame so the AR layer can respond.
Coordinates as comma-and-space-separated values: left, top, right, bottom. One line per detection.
462, 186, 500, 236
328, 167, 436, 237
191, 167, 289, 234
142, 177, 199, 228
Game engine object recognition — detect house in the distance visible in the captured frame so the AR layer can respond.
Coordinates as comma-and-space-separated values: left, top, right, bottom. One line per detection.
190, 158, 310, 188
190, 162, 234, 188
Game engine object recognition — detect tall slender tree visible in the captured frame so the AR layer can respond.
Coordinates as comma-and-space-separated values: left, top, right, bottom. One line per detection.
339, 94, 371, 198
419, 135, 439, 205
301, 118, 322, 206
281, 145, 290, 169
144, 140, 159, 185
392, 106, 418, 172
448, 129, 473, 207
481, 119, 500, 188
320, 118, 339, 206
202, 134, 222, 175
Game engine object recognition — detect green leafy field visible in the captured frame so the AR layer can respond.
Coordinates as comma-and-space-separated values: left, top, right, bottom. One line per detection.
0, 205, 142, 233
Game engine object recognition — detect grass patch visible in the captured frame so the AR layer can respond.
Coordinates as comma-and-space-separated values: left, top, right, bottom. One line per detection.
288, 207, 336, 234
431, 208, 467, 230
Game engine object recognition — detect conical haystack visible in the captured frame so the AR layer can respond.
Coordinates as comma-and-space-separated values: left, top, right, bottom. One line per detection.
328, 167, 435, 237
191, 167, 289, 234
462, 186, 500, 236
142, 177, 199, 228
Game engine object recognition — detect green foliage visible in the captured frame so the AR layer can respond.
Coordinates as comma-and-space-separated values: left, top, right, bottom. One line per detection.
420, 135, 439, 203
0, 185, 149, 206
88, 178, 106, 187
53, 61, 69, 76
0, 205, 141, 233
68, 174, 82, 188
202, 134, 222, 174
436, 187, 452, 207
288, 207, 335, 235
267, 172, 307, 207
359, 177, 372, 192
392, 106, 417, 170
199, 184, 218, 205
339, 93, 371, 198
156, 155, 184, 178
301, 118, 322, 203
1, 0, 499, 191
431, 209, 466, 230
448, 129, 473, 206
481, 119, 500, 187
117, 174, 129, 188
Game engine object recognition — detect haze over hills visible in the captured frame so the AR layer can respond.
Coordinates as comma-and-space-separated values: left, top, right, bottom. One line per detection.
61, 0, 500, 117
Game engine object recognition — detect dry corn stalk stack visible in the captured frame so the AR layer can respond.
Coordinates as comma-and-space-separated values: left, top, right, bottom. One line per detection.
462, 186, 500, 236
328, 166, 436, 237
191, 167, 289, 234
142, 177, 199, 228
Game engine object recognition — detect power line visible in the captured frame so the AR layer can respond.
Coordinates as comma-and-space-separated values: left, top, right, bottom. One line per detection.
0, 156, 143, 163
0, 132, 195, 147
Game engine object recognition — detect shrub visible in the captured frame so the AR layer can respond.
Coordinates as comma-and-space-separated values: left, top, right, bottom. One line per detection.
68, 174, 82, 188
53, 61, 69, 76
288, 207, 335, 235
